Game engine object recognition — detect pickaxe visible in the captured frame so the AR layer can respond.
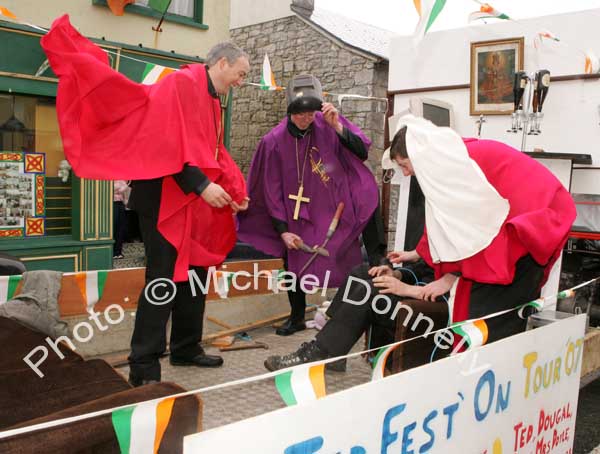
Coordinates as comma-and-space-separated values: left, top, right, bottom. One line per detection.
293, 238, 329, 257
298, 202, 345, 275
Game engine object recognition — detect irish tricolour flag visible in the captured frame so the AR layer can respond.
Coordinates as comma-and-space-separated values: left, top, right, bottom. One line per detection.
371, 344, 396, 381
112, 398, 174, 454
260, 54, 277, 90
585, 51, 600, 75
468, 3, 510, 23
0, 275, 22, 304
141, 63, 177, 85
275, 363, 326, 406
214, 270, 233, 299
413, 0, 447, 43
268, 268, 284, 293
452, 319, 489, 350
75, 270, 108, 312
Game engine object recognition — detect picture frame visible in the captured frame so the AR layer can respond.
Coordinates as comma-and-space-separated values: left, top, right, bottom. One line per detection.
470, 37, 524, 115
0, 151, 46, 238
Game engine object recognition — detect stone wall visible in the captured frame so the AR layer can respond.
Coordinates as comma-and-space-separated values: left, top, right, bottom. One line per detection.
230, 15, 388, 183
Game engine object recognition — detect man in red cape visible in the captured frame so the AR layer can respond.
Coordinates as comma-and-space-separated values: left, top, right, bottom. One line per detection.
41, 15, 249, 385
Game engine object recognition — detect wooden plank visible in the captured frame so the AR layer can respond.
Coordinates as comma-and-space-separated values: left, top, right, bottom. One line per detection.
207, 316, 233, 329
201, 306, 317, 344
5, 259, 284, 317
581, 327, 600, 378
100, 306, 316, 368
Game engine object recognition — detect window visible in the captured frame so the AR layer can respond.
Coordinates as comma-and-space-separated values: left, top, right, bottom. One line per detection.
135, 0, 194, 18
92, 0, 206, 28
0, 94, 72, 236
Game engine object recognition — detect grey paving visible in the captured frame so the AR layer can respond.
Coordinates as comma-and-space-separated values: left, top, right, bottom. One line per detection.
116, 325, 373, 430
113, 242, 145, 269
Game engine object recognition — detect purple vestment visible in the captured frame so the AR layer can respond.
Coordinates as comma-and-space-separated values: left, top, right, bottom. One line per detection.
237, 113, 378, 287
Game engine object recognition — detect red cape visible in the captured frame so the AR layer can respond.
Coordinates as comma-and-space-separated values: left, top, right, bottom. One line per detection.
416, 139, 576, 321
41, 15, 247, 281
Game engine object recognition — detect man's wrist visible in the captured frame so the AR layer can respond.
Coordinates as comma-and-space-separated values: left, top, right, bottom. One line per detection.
194, 179, 211, 196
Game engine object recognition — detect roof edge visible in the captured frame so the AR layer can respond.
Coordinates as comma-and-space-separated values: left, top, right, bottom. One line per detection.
290, 6, 387, 62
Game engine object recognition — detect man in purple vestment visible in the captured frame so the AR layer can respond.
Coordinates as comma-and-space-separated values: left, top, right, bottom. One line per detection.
237, 74, 382, 336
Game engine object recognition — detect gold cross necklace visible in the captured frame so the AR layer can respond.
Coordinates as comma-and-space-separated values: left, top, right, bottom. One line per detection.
211, 97, 222, 160
288, 133, 312, 221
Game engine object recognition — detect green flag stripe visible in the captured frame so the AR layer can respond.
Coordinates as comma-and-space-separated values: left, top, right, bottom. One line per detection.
260, 75, 269, 90
142, 63, 155, 80
7, 275, 22, 300
275, 371, 297, 406
451, 324, 472, 348
148, 0, 171, 13
97, 271, 108, 298
425, 0, 447, 33
111, 406, 135, 454
372, 346, 388, 369
476, 13, 510, 21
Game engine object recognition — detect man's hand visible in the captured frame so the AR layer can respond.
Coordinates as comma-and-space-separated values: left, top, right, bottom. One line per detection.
387, 250, 420, 265
372, 275, 424, 299
201, 183, 233, 208
322, 102, 343, 134
230, 197, 250, 213
368, 265, 393, 278
281, 232, 301, 250
421, 273, 458, 302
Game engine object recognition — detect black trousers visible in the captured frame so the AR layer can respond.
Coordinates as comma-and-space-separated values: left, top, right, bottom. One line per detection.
284, 255, 307, 323
128, 210, 208, 382
316, 264, 399, 356
113, 201, 127, 256
468, 254, 544, 343
315, 256, 544, 359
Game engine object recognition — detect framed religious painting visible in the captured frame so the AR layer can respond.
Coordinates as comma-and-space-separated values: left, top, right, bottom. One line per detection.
0, 152, 46, 238
470, 37, 524, 115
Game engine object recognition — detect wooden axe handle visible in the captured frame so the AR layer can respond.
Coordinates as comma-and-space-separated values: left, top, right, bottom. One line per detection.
326, 202, 345, 237
219, 342, 269, 352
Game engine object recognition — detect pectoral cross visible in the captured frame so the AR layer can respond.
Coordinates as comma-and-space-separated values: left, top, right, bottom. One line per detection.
289, 185, 310, 221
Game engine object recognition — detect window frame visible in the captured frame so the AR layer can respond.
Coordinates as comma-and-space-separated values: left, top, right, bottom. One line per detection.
92, 0, 207, 30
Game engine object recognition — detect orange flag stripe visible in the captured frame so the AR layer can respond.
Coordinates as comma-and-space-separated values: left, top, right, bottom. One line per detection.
308, 364, 326, 399
0, 6, 17, 19
153, 398, 175, 452
413, 0, 422, 16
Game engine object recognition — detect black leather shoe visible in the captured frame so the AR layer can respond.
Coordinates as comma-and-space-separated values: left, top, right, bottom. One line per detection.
325, 358, 347, 372
264, 340, 327, 371
169, 353, 224, 368
128, 376, 160, 387
275, 319, 306, 336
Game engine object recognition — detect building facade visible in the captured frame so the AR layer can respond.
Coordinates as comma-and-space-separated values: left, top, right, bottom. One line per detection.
0, 0, 230, 272
229, 0, 392, 182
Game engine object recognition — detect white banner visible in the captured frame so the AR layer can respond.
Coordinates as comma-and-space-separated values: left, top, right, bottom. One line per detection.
185, 314, 586, 454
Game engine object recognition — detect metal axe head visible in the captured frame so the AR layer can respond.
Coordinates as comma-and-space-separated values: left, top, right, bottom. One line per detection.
311, 245, 329, 257
294, 239, 329, 256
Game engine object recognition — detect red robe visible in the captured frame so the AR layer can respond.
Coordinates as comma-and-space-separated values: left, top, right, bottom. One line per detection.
41, 15, 247, 281
416, 139, 576, 322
